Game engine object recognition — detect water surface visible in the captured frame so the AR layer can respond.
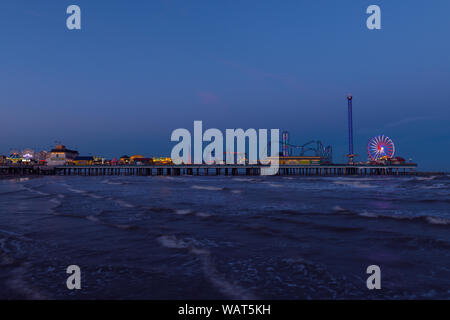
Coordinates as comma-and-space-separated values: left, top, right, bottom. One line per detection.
0, 174, 449, 299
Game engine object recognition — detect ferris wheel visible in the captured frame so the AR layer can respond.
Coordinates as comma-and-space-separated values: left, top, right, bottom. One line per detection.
368, 135, 395, 160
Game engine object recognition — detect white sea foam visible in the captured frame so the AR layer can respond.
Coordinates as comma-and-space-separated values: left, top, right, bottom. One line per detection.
426, 217, 450, 225
419, 184, 445, 190
86, 215, 100, 222
192, 185, 223, 191
67, 188, 86, 194
359, 211, 378, 218
164, 176, 178, 180
88, 193, 103, 199
334, 181, 374, 188
415, 176, 436, 181
49, 198, 61, 205
332, 205, 347, 212
157, 234, 256, 299
101, 179, 123, 185
115, 200, 135, 208
23, 187, 49, 196
157, 235, 189, 249
232, 178, 252, 182
268, 183, 283, 188
175, 209, 192, 215
196, 212, 212, 218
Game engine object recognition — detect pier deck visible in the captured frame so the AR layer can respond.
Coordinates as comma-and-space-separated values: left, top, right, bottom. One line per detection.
0, 164, 417, 176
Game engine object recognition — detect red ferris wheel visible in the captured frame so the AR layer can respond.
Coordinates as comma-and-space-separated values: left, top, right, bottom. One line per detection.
368, 135, 395, 160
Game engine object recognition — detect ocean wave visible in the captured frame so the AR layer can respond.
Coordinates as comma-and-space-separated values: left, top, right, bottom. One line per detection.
145, 206, 174, 213
232, 178, 253, 182
419, 184, 447, 190
357, 211, 449, 227
333, 181, 375, 188
115, 199, 136, 208
101, 179, 124, 185
157, 234, 255, 299
278, 209, 302, 215
23, 187, 49, 196
192, 185, 223, 191
163, 176, 179, 180
67, 188, 86, 194
0, 190, 26, 196
268, 183, 283, 188
52, 212, 84, 219
66, 185, 107, 200
331, 205, 450, 227
196, 212, 212, 218
358, 211, 379, 218
332, 205, 350, 213
311, 223, 364, 233
378, 213, 450, 226
198, 253, 256, 300
261, 181, 284, 188
114, 224, 139, 230
49, 198, 61, 206
332, 177, 392, 182
414, 176, 437, 181
157, 235, 189, 249
0, 229, 25, 237
425, 217, 450, 225
86, 215, 100, 222
85, 214, 140, 231
413, 198, 450, 204
6, 263, 48, 299
87, 193, 104, 199
175, 209, 192, 215
240, 223, 292, 238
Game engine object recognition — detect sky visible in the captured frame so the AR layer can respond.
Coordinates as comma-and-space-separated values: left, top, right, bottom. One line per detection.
0, 0, 449, 171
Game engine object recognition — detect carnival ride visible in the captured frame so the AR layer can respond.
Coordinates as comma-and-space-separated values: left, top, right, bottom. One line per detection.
367, 135, 395, 161
281, 131, 333, 163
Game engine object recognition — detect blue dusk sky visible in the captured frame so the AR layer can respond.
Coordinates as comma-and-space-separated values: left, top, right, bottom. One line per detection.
0, 0, 449, 170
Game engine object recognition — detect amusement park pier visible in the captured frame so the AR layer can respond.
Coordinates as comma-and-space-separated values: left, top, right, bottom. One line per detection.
0, 95, 419, 177
0, 162, 417, 177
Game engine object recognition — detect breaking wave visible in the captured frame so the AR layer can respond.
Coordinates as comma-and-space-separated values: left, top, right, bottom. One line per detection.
192, 185, 223, 191
331, 205, 450, 226
157, 235, 256, 299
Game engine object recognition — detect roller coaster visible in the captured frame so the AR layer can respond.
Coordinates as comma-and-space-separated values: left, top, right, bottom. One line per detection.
281, 131, 333, 163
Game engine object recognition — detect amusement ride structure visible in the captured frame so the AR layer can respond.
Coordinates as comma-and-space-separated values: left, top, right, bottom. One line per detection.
367, 135, 395, 161
281, 131, 333, 163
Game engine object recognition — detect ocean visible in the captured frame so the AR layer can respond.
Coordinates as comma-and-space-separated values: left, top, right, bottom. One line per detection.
0, 174, 449, 299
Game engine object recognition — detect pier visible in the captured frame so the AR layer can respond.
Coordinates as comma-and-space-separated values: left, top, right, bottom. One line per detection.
0, 164, 418, 177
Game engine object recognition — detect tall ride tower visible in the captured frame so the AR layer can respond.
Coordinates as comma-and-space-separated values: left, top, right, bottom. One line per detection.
281, 131, 290, 157
346, 94, 356, 164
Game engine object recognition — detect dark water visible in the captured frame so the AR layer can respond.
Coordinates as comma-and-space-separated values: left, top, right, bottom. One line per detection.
0, 174, 449, 299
